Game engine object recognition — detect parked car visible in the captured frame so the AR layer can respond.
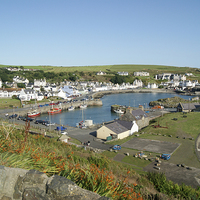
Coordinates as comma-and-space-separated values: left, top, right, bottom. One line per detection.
112, 145, 121, 150
35, 120, 44, 124
9, 114, 18, 119
45, 122, 55, 126
161, 154, 171, 160
17, 116, 23, 120
23, 117, 34, 122
42, 120, 50, 125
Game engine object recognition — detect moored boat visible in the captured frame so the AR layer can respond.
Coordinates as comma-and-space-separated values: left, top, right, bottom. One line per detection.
114, 109, 124, 114
68, 106, 74, 111
48, 108, 62, 115
27, 110, 41, 118
79, 104, 87, 109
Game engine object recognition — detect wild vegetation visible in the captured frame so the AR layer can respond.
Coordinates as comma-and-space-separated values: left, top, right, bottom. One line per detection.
1, 111, 200, 199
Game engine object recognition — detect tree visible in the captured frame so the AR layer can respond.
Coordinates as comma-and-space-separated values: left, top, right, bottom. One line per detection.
17, 83, 25, 88
110, 74, 125, 84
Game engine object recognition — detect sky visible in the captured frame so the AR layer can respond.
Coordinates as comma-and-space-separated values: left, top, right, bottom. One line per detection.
0, 0, 200, 68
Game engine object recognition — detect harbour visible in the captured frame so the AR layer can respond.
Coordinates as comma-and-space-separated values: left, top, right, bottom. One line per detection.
35, 92, 192, 127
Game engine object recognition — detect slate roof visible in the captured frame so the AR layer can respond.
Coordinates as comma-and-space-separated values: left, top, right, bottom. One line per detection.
131, 109, 148, 120
105, 120, 129, 134
179, 103, 200, 110
120, 109, 148, 122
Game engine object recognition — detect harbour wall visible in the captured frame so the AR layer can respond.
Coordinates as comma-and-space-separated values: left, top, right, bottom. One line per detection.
8, 99, 103, 116
92, 88, 176, 99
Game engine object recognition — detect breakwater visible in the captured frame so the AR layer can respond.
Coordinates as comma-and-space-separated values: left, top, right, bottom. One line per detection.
92, 88, 175, 99
8, 99, 103, 116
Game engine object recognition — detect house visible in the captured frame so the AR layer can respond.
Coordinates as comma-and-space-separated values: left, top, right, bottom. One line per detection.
147, 83, 158, 89
177, 102, 200, 112
26, 83, 34, 89
119, 108, 149, 129
0, 78, 2, 88
117, 71, 129, 76
96, 71, 106, 75
18, 89, 38, 101
13, 76, 29, 84
134, 72, 149, 76
0, 88, 22, 98
96, 120, 138, 140
34, 79, 46, 87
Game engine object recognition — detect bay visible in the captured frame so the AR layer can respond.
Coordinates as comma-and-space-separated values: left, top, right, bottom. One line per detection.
37, 92, 192, 127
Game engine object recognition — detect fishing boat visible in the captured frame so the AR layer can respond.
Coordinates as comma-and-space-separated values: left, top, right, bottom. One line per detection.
68, 106, 74, 111
48, 107, 62, 115
27, 110, 41, 118
114, 109, 124, 114
27, 94, 41, 117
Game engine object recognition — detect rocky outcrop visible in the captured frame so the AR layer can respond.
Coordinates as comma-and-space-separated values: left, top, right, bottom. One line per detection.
0, 166, 110, 200
149, 96, 188, 108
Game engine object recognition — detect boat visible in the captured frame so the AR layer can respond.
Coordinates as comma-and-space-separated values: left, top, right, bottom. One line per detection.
48, 107, 62, 115
27, 110, 41, 118
68, 106, 74, 111
79, 104, 87, 109
114, 109, 124, 114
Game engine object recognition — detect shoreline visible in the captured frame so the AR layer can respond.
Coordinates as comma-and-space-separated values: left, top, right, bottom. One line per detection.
92, 88, 177, 99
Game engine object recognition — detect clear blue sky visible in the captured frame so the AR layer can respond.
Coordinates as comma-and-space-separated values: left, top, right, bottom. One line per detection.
1, 0, 200, 68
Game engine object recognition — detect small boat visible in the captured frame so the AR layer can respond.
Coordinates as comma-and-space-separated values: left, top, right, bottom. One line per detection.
79, 104, 87, 109
68, 106, 74, 111
27, 110, 41, 118
114, 109, 124, 114
48, 107, 62, 115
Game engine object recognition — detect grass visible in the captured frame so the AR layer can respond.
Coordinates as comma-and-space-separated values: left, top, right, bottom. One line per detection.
0, 98, 21, 109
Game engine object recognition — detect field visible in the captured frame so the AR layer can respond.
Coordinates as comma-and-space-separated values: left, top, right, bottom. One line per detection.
1, 64, 199, 75
0, 98, 21, 109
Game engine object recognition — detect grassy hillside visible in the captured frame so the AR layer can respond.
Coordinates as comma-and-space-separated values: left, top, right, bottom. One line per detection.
1, 64, 198, 74
1, 111, 200, 199
1, 64, 200, 83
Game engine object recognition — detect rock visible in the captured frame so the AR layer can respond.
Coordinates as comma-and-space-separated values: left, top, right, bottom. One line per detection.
0, 166, 110, 200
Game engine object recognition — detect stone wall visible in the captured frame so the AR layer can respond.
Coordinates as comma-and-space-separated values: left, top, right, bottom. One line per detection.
0, 166, 110, 200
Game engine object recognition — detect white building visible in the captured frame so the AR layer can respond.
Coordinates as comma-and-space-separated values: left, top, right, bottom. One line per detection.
147, 83, 158, 89
34, 79, 46, 87
134, 72, 149, 76
117, 71, 129, 76
0, 88, 22, 98
96, 71, 106, 75
13, 76, 29, 84
0, 79, 2, 88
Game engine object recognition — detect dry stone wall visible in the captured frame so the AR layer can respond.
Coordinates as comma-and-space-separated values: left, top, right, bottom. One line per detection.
0, 166, 110, 200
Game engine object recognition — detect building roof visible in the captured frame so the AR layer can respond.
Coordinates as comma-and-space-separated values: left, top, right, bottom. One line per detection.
179, 103, 200, 110
105, 120, 129, 134
120, 109, 148, 122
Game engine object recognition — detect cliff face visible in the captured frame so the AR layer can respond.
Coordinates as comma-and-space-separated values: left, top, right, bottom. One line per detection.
0, 166, 110, 200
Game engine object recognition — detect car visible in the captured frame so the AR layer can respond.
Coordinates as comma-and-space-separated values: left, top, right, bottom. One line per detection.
35, 120, 44, 124
17, 116, 23, 120
112, 145, 121, 150
9, 114, 18, 119
61, 131, 68, 135
161, 154, 171, 160
42, 120, 49, 125
23, 117, 34, 122
45, 122, 55, 126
